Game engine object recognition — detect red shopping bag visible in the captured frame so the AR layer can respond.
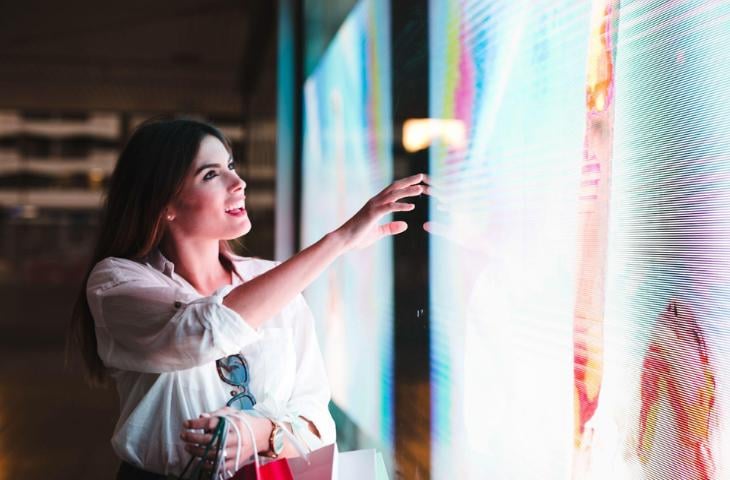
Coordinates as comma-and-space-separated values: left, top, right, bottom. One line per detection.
230, 457, 294, 480
232, 443, 336, 480
218, 414, 295, 480
222, 412, 337, 480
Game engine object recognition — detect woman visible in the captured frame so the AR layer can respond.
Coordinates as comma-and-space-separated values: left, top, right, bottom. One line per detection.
68, 118, 427, 479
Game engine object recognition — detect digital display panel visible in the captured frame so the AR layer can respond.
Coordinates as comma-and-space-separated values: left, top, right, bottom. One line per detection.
429, 0, 730, 478
301, 0, 394, 453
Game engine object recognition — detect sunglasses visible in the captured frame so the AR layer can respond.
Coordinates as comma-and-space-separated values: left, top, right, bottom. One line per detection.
216, 354, 256, 410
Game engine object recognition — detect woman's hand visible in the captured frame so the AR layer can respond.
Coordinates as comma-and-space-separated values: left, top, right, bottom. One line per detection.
181, 407, 271, 475
334, 173, 430, 251
220, 173, 429, 329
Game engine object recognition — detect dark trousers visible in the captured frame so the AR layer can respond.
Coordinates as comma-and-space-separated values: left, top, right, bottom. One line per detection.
116, 461, 167, 480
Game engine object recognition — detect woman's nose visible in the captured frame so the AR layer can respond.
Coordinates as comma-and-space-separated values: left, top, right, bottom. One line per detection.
230, 174, 246, 192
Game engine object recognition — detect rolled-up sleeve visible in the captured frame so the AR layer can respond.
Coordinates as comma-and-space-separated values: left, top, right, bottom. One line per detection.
87, 257, 260, 374
285, 294, 336, 446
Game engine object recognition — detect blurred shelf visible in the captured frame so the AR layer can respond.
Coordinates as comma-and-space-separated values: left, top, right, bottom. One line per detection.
0, 111, 121, 139
0, 151, 117, 175
0, 189, 104, 208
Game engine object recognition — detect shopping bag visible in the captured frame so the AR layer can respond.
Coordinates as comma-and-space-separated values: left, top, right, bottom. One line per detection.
375, 452, 388, 480
337, 449, 390, 480
337, 448, 388, 480
225, 414, 295, 480
286, 443, 338, 480
231, 457, 294, 480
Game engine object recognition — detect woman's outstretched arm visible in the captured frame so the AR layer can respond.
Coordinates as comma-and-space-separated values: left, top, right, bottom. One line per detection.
223, 173, 429, 328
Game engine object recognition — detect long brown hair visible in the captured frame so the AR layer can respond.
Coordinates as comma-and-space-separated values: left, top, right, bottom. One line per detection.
67, 117, 238, 385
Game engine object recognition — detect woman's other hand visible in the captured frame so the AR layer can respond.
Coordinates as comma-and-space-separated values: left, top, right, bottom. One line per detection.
181, 407, 270, 474
335, 173, 430, 251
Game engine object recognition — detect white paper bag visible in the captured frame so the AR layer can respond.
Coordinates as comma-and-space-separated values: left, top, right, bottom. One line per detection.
338, 448, 389, 480
286, 443, 338, 480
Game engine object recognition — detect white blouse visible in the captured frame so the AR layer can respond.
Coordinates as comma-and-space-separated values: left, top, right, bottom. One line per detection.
87, 249, 336, 475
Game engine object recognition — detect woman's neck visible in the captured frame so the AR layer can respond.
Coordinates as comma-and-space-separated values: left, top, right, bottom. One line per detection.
159, 237, 231, 296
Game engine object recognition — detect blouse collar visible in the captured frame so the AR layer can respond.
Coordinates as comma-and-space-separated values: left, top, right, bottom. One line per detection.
145, 248, 244, 286
146, 248, 176, 278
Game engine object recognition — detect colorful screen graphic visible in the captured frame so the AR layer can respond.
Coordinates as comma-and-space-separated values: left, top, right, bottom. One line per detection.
429, 0, 730, 478
301, 0, 394, 453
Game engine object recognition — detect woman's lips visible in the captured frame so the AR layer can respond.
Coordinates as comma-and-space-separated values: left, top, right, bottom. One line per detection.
226, 207, 247, 217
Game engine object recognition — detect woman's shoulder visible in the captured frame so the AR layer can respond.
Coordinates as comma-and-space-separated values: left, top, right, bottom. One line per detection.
92, 255, 151, 274
88, 256, 157, 289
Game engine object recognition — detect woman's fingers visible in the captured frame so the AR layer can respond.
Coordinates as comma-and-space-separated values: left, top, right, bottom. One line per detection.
224, 444, 243, 461
181, 431, 214, 445
183, 411, 250, 462
337, 173, 432, 250
380, 185, 424, 205
393, 172, 429, 190
184, 415, 218, 431
390, 202, 415, 212
381, 173, 430, 195
195, 458, 214, 471
370, 202, 414, 221
184, 444, 210, 458
184, 444, 242, 461
181, 409, 238, 445
370, 174, 432, 218
379, 221, 408, 237
184, 451, 243, 475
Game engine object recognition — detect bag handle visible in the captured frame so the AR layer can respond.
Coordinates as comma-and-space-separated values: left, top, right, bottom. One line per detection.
223, 413, 260, 479
176, 415, 231, 480
222, 416, 243, 477
228, 412, 312, 468
275, 420, 311, 459
186, 412, 314, 479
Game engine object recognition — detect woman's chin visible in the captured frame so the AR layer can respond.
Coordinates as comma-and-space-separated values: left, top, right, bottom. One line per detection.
225, 222, 252, 240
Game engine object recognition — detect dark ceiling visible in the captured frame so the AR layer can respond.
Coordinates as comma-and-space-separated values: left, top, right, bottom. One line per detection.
0, 0, 276, 115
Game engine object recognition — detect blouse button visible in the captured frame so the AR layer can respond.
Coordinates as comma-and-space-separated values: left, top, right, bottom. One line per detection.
174, 301, 182, 308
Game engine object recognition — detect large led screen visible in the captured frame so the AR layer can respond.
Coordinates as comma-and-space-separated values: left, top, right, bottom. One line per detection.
301, 0, 394, 453
429, 0, 730, 478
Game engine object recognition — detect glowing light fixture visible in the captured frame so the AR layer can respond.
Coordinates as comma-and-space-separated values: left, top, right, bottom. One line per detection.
402, 118, 466, 152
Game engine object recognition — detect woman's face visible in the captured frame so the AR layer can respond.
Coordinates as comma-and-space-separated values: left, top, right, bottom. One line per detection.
167, 135, 251, 241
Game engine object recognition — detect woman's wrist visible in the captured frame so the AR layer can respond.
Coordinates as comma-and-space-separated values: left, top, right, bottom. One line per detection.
324, 229, 350, 255
229, 413, 272, 454
250, 415, 274, 454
